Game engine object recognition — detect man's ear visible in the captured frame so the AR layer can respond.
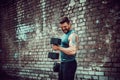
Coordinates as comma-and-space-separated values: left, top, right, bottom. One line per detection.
68, 23, 71, 27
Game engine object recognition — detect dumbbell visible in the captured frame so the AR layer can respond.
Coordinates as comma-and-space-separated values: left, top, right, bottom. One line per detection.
48, 38, 61, 59
50, 38, 61, 45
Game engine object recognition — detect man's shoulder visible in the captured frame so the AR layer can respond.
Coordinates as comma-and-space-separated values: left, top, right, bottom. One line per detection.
69, 32, 78, 40
70, 30, 78, 37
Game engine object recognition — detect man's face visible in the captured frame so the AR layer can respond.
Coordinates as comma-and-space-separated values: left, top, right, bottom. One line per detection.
60, 22, 71, 34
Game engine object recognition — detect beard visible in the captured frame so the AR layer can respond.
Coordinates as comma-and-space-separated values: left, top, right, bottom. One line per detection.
62, 29, 70, 34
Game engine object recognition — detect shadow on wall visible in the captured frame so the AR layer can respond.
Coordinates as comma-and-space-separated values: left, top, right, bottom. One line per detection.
76, 0, 120, 80
101, 0, 120, 79
0, 61, 13, 80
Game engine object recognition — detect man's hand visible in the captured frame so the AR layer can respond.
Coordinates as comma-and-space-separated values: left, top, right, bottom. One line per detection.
52, 45, 60, 51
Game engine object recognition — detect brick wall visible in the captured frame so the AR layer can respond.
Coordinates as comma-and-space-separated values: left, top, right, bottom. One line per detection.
0, 0, 120, 80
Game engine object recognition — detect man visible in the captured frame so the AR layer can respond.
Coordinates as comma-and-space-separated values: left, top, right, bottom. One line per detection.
52, 17, 79, 80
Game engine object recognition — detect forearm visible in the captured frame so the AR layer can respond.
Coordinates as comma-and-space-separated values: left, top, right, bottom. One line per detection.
59, 46, 76, 55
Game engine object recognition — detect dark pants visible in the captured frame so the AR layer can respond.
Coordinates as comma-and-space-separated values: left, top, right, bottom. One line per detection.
58, 60, 77, 80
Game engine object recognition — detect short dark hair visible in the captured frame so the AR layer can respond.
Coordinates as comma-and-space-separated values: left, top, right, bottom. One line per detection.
60, 17, 70, 24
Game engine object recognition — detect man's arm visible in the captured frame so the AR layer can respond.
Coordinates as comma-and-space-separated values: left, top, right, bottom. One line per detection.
52, 33, 79, 55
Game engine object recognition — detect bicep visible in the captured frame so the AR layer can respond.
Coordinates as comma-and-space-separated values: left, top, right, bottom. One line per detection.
69, 33, 78, 48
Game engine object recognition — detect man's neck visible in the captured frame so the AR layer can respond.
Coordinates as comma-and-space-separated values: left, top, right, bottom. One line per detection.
65, 30, 72, 34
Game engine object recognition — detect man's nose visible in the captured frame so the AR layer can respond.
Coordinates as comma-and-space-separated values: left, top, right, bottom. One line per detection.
62, 27, 65, 30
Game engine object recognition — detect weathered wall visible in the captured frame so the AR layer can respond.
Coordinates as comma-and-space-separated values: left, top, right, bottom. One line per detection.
0, 0, 120, 80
